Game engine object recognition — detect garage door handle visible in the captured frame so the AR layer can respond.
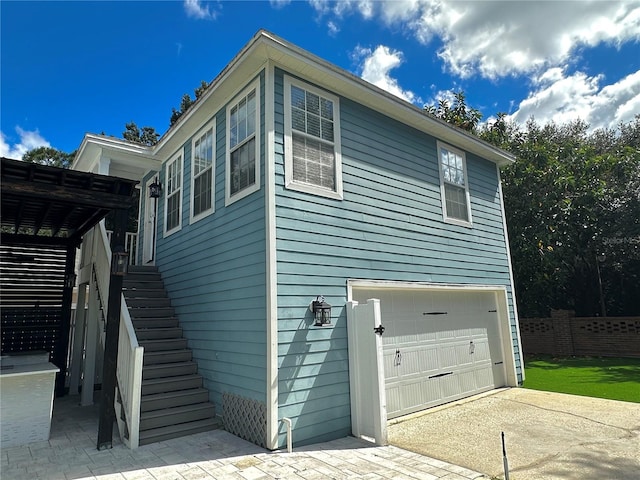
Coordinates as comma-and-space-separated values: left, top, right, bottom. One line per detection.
428, 372, 453, 379
494, 361, 504, 365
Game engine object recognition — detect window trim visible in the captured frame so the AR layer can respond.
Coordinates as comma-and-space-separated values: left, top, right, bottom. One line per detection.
163, 151, 184, 237
225, 79, 261, 206
283, 76, 343, 200
190, 119, 216, 223
437, 140, 473, 227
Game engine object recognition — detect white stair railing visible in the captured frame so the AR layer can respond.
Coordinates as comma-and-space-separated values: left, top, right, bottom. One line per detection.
86, 223, 143, 449
105, 230, 138, 265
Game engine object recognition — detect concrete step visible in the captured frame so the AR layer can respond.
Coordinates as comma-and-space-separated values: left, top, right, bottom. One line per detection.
142, 361, 198, 380
144, 349, 192, 365
139, 338, 188, 352
138, 417, 220, 446
126, 297, 171, 308
129, 307, 176, 318
139, 402, 215, 431
132, 317, 180, 329
140, 388, 210, 412
135, 327, 183, 340
141, 374, 203, 396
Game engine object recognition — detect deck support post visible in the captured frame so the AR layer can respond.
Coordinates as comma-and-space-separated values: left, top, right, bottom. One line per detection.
97, 208, 129, 450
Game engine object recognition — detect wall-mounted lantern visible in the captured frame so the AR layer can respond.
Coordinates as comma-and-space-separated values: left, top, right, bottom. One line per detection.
111, 251, 129, 276
149, 178, 162, 198
311, 295, 332, 326
65, 272, 77, 288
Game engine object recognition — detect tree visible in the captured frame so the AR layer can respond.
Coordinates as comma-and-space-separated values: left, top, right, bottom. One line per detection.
123, 121, 159, 146
424, 91, 482, 133
22, 146, 75, 169
169, 80, 210, 126
496, 118, 640, 316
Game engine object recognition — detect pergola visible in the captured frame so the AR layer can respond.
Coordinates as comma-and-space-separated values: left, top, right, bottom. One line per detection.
1, 157, 138, 446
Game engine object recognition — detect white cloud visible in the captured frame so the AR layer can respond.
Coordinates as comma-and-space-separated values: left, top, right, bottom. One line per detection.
0, 127, 51, 159
508, 68, 640, 130
311, 0, 640, 79
269, 0, 291, 9
354, 45, 421, 104
183, 0, 218, 20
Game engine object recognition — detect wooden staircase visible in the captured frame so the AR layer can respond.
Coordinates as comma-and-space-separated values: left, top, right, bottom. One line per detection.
122, 265, 218, 446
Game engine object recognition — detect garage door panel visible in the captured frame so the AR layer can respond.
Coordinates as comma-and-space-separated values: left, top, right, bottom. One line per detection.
353, 287, 507, 419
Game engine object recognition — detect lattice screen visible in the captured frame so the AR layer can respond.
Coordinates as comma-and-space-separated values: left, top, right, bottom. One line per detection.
222, 392, 267, 448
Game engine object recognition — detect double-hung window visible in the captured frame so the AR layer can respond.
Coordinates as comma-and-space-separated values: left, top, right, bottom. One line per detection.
438, 141, 472, 226
284, 76, 342, 199
164, 153, 183, 236
191, 121, 215, 221
226, 80, 259, 204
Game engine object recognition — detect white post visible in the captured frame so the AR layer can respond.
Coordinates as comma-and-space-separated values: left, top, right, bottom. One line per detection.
69, 284, 87, 395
81, 280, 99, 406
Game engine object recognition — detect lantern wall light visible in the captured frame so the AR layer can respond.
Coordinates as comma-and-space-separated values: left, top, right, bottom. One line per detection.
311, 295, 332, 327
149, 178, 162, 198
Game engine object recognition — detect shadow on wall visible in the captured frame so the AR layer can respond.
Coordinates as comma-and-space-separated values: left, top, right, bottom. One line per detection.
277, 303, 351, 449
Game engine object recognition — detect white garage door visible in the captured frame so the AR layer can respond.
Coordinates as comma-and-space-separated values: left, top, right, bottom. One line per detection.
352, 288, 507, 419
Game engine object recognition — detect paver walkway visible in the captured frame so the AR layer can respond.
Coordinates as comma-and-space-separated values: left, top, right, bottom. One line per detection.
1, 395, 487, 480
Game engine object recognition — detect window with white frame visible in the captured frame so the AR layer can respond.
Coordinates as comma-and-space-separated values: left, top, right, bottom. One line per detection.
191, 122, 214, 220
164, 153, 183, 235
284, 76, 342, 199
438, 142, 472, 226
226, 82, 260, 204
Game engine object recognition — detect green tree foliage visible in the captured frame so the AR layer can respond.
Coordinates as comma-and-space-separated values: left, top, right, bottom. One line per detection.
424, 91, 482, 133
22, 146, 75, 169
483, 116, 640, 316
170, 80, 210, 126
123, 121, 159, 146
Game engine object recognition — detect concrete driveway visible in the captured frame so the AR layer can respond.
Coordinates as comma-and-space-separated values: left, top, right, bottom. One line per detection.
388, 388, 640, 480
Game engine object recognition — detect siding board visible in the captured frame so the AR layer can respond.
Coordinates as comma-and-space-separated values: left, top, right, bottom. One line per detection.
273, 67, 520, 447
154, 72, 268, 413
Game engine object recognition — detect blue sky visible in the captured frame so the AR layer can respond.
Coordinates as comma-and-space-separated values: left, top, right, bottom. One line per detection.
2, 1, 639, 158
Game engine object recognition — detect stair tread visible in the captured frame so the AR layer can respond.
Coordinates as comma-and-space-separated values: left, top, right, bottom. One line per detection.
144, 361, 197, 369
140, 402, 214, 419
142, 387, 209, 401
138, 418, 220, 442
142, 374, 202, 385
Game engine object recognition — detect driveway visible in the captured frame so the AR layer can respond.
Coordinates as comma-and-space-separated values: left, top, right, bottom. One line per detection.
388, 388, 640, 480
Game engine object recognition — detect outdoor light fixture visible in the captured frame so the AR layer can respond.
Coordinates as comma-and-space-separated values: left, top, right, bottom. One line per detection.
111, 251, 129, 276
312, 295, 332, 326
65, 273, 77, 289
149, 178, 162, 198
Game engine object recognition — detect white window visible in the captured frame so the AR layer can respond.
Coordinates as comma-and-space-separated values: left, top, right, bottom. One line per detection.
226, 80, 260, 205
284, 76, 342, 199
438, 141, 472, 226
164, 152, 183, 236
191, 121, 215, 221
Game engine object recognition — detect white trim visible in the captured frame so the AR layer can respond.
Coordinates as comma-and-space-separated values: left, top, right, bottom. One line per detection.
283, 75, 343, 200
437, 141, 472, 228
497, 166, 525, 382
163, 151, 183, 237
264, 62, 279, 450
346, 279, 519, 390
189, 119, 216, 223
225, 78, 261, 206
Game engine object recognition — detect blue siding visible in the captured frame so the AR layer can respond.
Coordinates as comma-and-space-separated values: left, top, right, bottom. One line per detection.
273, 68, 520, 447
154, 72, 267, 409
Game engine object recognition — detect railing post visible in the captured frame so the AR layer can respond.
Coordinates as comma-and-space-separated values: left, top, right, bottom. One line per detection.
98, 208, 129, 450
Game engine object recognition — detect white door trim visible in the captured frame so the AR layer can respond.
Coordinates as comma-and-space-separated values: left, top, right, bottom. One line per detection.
142, 177, 158, 265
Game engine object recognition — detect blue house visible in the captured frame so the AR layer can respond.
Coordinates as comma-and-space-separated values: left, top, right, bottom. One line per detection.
73, 30, 523, 450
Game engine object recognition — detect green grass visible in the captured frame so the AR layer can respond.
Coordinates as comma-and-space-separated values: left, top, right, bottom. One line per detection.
523, 355, 640, 403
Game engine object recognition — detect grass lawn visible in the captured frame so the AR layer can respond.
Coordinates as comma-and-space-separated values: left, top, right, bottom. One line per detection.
523, 355, 640, 403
